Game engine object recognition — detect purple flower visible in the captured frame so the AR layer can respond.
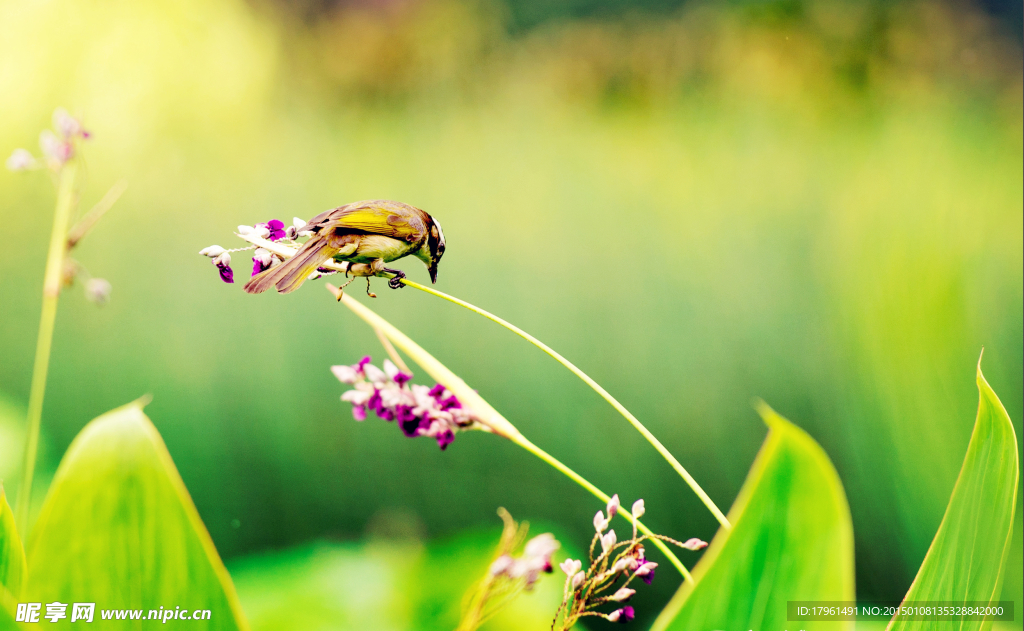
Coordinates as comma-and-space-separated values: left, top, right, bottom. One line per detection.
438, 395, 461, 411
334, 358, 481, 450
428, 384, 446, 399
258, 219, 287, 241
435, 429, 455, 450
213, 252, 234, 284
341, 388, 370, 420
252, 248, 273, 276
608, 606, 634, 623
397, 405, 423, 436
635, 557, 656, 584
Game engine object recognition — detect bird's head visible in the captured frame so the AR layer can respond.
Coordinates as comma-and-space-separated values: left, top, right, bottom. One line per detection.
422, 216, 445, 283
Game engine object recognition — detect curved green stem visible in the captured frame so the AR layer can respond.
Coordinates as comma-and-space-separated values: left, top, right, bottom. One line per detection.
332, 286, 693, 583
15, 162, 78, 533
400, 279, 731, 531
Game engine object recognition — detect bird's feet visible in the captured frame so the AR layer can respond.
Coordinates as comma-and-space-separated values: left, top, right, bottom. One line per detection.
365, 277, 377, 298
384, 268, 407, 289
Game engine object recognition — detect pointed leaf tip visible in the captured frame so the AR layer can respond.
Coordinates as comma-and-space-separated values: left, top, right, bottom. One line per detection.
24, 403, 249, 630
0, 485, 26, 602
887, 364, 1018, 631
653, 407, 854, 631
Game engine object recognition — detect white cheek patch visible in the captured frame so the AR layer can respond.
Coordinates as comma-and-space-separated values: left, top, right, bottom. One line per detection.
432, 218, 445, 247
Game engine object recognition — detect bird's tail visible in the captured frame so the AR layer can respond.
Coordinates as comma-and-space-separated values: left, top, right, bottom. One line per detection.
244, 238, 339, 294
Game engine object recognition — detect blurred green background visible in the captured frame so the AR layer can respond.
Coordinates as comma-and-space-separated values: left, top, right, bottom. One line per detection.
0, 0, 1021, 628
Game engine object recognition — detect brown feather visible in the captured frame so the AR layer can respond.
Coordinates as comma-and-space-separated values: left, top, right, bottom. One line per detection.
243, 238, 339, 295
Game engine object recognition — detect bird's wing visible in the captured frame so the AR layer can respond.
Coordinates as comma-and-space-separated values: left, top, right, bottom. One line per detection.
323, 201, 429, 243
302, 208, 337, 231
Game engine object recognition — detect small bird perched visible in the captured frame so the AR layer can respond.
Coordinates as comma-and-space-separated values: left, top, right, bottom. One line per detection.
244, 199, 445, 295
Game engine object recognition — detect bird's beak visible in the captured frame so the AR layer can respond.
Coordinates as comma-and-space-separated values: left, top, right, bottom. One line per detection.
428, 261, 438, 284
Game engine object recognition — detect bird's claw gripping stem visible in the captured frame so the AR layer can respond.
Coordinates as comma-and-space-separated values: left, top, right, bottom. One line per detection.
385, 269, 407, 289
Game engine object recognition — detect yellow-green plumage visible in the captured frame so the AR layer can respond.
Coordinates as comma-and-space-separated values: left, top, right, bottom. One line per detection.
244, 199, 445, 295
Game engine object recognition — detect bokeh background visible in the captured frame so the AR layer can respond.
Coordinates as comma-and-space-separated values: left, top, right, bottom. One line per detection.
0, 0, 1021, 628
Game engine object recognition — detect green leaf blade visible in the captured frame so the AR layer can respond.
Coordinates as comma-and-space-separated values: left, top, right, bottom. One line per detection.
887, 362, 1020, 631
0, 486, 25, 601
653, 404, 855, 631
22, 401, 249, 629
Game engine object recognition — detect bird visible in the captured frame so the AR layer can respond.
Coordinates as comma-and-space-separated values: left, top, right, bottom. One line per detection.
244, 199, 445, 296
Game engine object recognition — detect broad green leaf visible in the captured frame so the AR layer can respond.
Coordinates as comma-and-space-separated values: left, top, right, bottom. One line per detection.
887, 362, 1019, 631
22, 401, 249, 630
0, 485, 25, 599
652, 404, 855, 631
0, 602, 16, 631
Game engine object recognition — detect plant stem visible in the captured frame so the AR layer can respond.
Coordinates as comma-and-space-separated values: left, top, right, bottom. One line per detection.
333, 286, 693, 583
15, 162, 78, 533
399, 279, 732, 530
511, 433, 695, 585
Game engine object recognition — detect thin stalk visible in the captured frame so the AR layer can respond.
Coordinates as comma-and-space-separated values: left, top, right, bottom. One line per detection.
374, 327, 412, 374
511, 433, 694, 585
332, 285, 693, 583
15, 161, 78, 532
399, 279, 731, 530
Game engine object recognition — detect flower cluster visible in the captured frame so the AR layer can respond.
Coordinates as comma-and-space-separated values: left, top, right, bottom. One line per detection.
457, 509, 559, 631
199, 218, 310, 284
489, 532, 560, 590
554, 496, 707, 628
8, 108, 114, 305
332, 356, 481, 450
6, 108, 89, 172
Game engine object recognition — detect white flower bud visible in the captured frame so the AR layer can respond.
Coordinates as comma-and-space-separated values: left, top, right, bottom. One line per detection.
559, 558, 582, 576
213, 252, 231, 267
237, 225, 254, 235
84, 278, 112, 305
489, 555, 513, 576
383, 359, 400, 380
6, 148, 36, 171
631, 499, 645, 520
524, 533, 559, 559
253, 248, 273, 265
600, 530, 617, 553
331, 365, 359, 384
635, 561, 657, 576
507, 559, 527, 578
53, 108, 83, 139
39, 130, 70, 166
293, 217, 307, 229
363, 363, 386, 384
682, 538, 708, 551
341, 389, 371, 405
593, 511, 608, 533
610, 587, 635, 602
199, 245, 226, 258
571, 571, 585, 590
606, 494, 620, 519
253, 224, 271, 238
611, 557, 631, 574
